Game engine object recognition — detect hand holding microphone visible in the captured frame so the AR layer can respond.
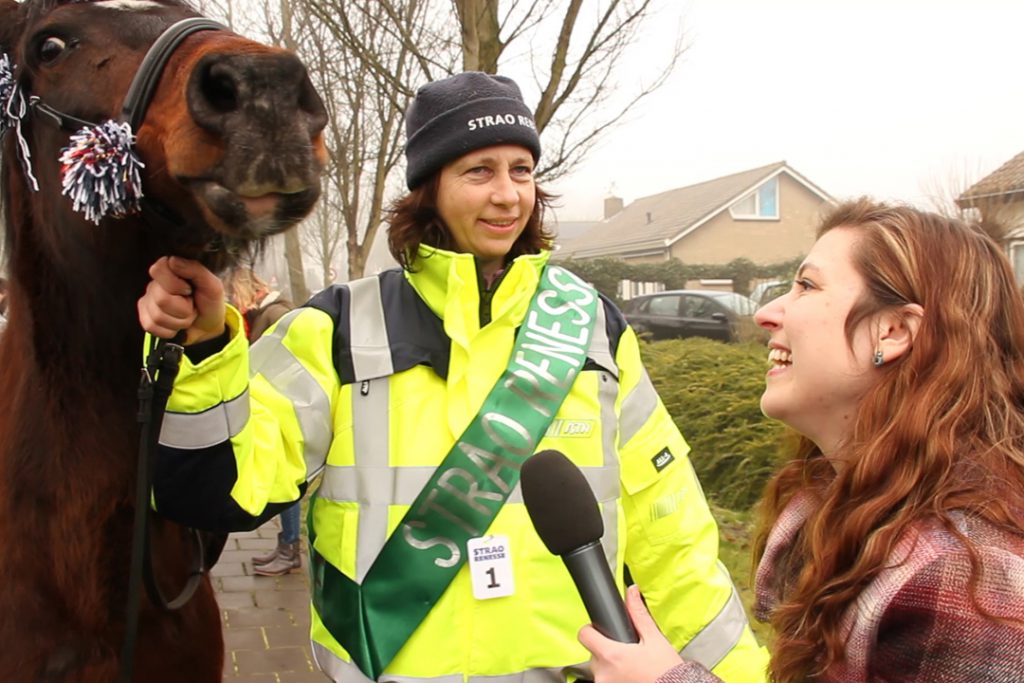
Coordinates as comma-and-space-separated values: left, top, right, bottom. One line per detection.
520, 449, 638, 643
580, 585, 686, 683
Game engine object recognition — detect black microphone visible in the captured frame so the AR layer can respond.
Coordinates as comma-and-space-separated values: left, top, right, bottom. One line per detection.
521, 449, 639, 643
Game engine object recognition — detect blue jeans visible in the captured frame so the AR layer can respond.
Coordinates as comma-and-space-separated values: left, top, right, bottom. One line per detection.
279, 502, 301, 544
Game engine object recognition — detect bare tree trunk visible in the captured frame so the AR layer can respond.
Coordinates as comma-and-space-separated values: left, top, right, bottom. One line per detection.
301, 0, 455, 280
453, 0, 502, 73
276, 0, 310, 298
283, 228, 310, 302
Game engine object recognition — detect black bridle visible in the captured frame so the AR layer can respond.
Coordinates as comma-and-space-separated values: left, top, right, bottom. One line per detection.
16, 15, 225, 683
27, 17, 225, 231
31, 17, 224, 133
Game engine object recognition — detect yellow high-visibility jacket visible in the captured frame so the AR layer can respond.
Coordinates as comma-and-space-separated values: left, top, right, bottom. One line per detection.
154, 246, 768, 683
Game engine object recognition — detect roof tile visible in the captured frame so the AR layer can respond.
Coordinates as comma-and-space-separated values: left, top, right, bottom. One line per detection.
960, 150, 1024, 200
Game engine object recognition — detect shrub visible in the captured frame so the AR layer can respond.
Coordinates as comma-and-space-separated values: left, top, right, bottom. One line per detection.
639, 337, 789, 510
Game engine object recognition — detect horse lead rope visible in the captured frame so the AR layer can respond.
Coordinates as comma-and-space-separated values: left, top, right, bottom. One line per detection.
120, 333, 208, 683
97, 18, 225, 683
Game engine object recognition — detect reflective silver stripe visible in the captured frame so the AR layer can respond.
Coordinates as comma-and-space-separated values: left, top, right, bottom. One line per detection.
250, 310, 333, 480
600, 500, 618, 568
586, 301, 618, 379
352, 378, 391, 582
348, 277, 394, 380
595, 365, 621, 563
618, 369, 659, 446
343, 276, 396, 578
678, 585, 750, 671
159, 388, 249, 449
319, 464, 620, 506
311, 641, 588, 683
475, 672, 559, 683
313, 643, 462, 683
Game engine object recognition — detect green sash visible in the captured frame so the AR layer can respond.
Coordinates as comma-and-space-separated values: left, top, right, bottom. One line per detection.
310, 265, 599, 678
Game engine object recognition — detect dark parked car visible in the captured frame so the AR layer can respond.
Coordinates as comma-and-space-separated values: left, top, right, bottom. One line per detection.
621, 289, 759, 343
750, 279, 791, 306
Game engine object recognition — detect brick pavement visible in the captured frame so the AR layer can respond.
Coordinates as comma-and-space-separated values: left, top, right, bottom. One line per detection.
212, 519, 329, 682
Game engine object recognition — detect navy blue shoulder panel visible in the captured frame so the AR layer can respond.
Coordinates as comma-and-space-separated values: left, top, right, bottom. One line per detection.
307, 282, 356, 383
306, 269, 450, 384
377, 269, 452, 380
599, 292, 628, 359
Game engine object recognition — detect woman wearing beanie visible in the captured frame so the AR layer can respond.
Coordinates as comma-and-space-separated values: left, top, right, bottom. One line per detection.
137, 72, 768, 683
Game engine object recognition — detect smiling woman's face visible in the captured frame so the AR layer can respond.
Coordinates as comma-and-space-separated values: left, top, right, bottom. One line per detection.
436, 144, 536, 280
754, 226, 881, 454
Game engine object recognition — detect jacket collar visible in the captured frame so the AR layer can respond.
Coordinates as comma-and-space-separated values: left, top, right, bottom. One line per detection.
405, 244, 549, 343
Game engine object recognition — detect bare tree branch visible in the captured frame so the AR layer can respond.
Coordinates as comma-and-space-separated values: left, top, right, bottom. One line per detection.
199, 0, 685, 279
287, 0, 457, 279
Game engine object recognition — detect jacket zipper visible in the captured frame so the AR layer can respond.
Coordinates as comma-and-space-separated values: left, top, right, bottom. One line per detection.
477, 262, 510, 327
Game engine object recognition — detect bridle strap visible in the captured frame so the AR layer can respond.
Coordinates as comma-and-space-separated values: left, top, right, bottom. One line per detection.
28, 17, 225, 133
28, 99, 95, 132
120, 17, 225, 131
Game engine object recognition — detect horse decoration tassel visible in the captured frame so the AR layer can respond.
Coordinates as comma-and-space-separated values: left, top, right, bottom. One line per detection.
3, 46, 148, 223
0, 52, 40, 191
0, 52, 16, 135
59, 120, 144, 224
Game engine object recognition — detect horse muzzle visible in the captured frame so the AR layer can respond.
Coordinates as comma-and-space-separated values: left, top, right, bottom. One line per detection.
175, 49, 328, 238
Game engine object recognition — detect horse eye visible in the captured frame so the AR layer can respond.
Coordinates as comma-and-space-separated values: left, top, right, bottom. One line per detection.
38, 37, 68, 63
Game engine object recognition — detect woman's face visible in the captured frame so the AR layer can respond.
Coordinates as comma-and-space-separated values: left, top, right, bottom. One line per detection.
436, 144, 536, 279
754, 226, 881, 455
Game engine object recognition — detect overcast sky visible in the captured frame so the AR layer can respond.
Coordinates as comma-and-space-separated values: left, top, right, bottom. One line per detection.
543, 0, 1024, 221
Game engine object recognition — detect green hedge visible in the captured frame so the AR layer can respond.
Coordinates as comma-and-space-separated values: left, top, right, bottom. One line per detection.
561, 256, 801, 303
639, 337, 789, 510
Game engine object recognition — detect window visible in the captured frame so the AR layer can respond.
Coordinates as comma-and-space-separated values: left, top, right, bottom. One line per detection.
1012, 242, 1024, 286
684, 296, 715, 318
619, 279, 664, 300
648, 295, 681, 316
729, 176, 779, 219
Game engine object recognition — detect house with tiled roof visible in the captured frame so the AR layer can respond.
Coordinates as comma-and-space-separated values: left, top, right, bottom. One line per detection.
553, 161, 833, 266
957, 150, 1024, 283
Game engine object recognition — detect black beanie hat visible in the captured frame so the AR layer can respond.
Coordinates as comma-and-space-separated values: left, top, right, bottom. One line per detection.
404, 72, 541, 190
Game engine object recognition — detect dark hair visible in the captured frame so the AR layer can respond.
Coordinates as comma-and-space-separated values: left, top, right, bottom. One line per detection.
386, 173, 556, 271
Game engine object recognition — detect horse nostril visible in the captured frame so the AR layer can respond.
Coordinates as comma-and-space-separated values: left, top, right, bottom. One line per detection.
200, 63, 239, 114
298, 76, 328, 134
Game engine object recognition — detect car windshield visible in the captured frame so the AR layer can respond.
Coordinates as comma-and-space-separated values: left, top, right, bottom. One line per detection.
705, 291, 758, 315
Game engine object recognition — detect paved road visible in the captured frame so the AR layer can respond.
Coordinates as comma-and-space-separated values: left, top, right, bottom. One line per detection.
213, 521, 329, 682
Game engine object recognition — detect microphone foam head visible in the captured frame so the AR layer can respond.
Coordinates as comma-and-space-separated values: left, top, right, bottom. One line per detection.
521, 449, 604, 555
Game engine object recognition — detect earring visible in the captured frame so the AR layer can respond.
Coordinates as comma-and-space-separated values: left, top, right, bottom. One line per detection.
872, 349, 884, 367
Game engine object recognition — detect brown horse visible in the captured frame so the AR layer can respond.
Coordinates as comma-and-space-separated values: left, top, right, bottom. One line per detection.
0, 0, 327, 679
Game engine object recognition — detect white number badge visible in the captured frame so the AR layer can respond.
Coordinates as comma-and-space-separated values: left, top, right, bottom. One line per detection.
466, 534, 515, 600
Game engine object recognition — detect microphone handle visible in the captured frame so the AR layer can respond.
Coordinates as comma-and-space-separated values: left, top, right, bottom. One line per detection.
562, 541, 639, 643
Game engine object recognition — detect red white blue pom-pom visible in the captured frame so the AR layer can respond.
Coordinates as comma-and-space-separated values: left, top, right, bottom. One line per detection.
59, 120, 145, 224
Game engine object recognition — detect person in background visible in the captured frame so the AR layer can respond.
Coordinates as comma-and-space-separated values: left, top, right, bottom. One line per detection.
224, 267, 300, 576
580, 199, 1024, 683
137, 71, 768, 683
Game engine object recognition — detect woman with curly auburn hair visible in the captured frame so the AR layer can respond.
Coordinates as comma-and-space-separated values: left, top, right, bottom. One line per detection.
581, 197, 1024, 683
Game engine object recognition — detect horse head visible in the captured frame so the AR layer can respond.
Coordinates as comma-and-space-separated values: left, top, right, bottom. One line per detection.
0, 0, 328, 279
0, 2, 328, 678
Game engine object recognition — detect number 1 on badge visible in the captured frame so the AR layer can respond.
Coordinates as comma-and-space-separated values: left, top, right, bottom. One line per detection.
467, 535, 515, 599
